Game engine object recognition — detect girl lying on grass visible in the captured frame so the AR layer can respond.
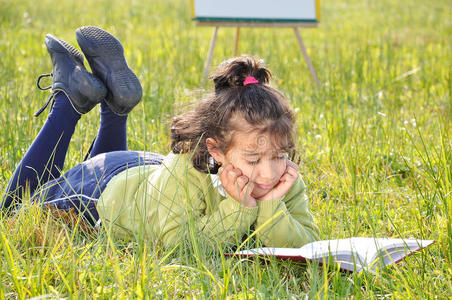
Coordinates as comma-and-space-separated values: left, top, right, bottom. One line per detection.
2, 26, 319, 249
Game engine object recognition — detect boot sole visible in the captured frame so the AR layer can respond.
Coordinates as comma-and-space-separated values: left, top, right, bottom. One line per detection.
75, 26, 142, 115
45, 34, 84, 65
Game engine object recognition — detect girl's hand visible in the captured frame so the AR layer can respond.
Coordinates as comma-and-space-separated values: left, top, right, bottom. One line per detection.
257, 160, 299, 201
218, 164, 257, 207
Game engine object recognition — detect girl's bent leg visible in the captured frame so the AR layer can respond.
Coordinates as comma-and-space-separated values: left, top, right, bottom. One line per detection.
2, 92, 81, 211
89, 101, 128, 157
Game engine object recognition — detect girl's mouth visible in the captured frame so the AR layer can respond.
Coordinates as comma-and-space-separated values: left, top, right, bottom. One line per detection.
255, 183, 273, 190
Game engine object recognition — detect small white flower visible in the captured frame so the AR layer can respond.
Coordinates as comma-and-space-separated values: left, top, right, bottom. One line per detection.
376, 91, 383, 100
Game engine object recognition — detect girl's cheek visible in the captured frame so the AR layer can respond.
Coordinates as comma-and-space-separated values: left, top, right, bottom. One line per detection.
242, 168, 253, 181
241, 166, 255, 181
277, 161, 287, 179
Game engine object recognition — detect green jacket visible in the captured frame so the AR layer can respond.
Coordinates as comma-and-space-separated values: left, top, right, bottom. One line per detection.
97, 152, 319, 248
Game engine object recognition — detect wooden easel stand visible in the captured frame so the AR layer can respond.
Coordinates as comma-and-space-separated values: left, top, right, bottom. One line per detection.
198, 22, 320, 88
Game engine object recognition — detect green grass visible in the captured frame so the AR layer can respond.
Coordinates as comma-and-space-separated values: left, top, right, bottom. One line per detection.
0, 0, 451, 298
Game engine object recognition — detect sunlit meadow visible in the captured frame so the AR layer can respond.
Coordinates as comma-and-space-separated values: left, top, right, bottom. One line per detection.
0, 0, 450, 298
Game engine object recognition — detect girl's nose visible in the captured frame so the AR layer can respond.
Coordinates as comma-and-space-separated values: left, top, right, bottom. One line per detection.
257, 160, 276, 183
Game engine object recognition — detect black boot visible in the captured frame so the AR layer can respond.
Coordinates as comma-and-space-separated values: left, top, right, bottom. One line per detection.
35, 34, 107, 116
76, 26, 142, 116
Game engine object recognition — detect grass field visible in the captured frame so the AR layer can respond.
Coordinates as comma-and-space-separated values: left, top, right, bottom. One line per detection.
0, 0, 451, 298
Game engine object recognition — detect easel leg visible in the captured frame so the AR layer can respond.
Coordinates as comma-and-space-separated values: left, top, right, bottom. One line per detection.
234, 27, 241, 56
294, 27, 320, 88
202, 26, 219, 87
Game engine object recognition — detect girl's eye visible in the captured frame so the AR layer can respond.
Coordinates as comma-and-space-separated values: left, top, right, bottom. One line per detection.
247, 159, 259, 165
274, 154, 286, 160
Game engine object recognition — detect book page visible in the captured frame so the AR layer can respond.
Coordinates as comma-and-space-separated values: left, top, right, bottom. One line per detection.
233, 238, 435, 273
368, 238, 435, 270
298, 238, 435, 271
298, 238, 370, 261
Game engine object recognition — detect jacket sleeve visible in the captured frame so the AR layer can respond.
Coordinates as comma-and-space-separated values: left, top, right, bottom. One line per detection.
144, 156, 258, 249
254, 176, 319, 247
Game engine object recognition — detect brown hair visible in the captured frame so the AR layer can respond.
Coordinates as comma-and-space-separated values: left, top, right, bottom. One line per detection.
171, 55, 295, 174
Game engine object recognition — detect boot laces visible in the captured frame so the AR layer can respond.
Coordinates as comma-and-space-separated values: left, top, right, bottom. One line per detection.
34, 73, 55, 117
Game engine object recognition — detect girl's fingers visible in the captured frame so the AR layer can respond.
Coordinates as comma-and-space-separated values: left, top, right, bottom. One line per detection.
276, 167, 298, 190
240, 181, 254, 199
220, 164, 237, 182
219, 164, 248, 199
226, 166, 241, 180
237, 175, 248, 188
278, 173, 292, 185
218, 164, 255, 206
280, 169, 298, 185
286, 159, 299, 170
234, 176, 248, 197
220, 163, 232, 174
286, 164, 299, 178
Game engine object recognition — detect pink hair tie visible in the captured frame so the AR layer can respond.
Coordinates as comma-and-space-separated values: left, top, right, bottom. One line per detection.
243, 76, 259, 86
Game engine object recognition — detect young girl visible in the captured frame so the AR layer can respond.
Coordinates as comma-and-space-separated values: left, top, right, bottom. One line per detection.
2, 26, 319, 249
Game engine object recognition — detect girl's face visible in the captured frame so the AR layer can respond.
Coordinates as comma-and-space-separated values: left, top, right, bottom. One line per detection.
221, 130, 288, 199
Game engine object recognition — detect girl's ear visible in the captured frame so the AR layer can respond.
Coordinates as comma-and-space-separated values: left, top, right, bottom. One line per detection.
206, 137, 225, 165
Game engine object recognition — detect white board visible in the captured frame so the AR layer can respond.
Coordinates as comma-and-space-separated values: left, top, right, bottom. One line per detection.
191, 0, 320, 23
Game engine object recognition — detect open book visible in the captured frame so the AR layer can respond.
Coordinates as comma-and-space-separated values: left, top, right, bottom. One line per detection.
226, 238, 435, 273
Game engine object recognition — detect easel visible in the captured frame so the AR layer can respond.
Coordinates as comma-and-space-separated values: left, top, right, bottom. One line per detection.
197, 21, 320, 88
